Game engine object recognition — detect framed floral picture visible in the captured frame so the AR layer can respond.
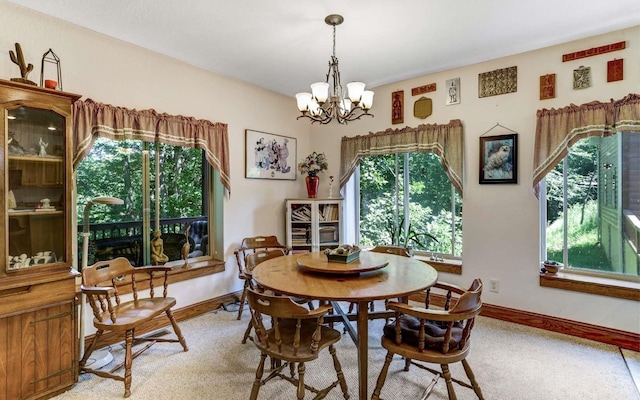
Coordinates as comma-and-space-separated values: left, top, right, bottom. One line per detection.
479, 133, 518, 184
245, 129, 297, 180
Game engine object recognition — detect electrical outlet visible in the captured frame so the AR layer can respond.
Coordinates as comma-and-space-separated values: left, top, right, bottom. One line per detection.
489, 279, 500, 293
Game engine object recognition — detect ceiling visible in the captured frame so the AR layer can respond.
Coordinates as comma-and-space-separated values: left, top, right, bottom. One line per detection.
8, 0, 640, 97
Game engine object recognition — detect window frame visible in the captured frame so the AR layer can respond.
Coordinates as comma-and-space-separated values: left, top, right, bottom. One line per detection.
354, 152, 463, 273
76, 137, 223, 268
538, 137, 640, 299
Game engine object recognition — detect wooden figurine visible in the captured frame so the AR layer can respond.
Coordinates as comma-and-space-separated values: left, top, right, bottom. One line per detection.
181, 226, 191, 269
9, 43, 36, 85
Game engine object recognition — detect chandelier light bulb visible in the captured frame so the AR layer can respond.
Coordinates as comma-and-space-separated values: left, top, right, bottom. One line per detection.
296, 92, 312, 112
311, 82, 329, 104
361, 91, 374, 110
347, 82, 366, 103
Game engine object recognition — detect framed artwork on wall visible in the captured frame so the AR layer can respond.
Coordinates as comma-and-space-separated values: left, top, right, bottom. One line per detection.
445, 77, 460, 105
479, 133, 518, 184
245, 129, 296, 180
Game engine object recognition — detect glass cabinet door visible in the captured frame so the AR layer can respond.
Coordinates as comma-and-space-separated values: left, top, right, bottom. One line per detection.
6, 106, 66, 271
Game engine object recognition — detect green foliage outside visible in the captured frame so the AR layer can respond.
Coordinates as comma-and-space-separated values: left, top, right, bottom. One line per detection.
76, 138, 204, 227
359, 152, 462, 255
546, 200, 612, 271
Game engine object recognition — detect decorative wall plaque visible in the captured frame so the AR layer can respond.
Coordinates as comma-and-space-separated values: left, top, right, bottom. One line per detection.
573, 66, 591, 90
607, 59, 623, 82
562, 41, 625, 62
539, 74, 556, 100
411, 83, 436, 96
413, 97, 432, 119
391, 90, 404, 125
478, 66, 517, 98
446, 78, 460, 105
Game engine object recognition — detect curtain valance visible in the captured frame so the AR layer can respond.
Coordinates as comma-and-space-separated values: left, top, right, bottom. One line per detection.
72, 99, 230, 193
533, 93, 639, 197
340, 119, 464, 196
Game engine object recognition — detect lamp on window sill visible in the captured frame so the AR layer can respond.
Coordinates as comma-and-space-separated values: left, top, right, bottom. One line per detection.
79, 196, 124, 368
295, 14, 374, 125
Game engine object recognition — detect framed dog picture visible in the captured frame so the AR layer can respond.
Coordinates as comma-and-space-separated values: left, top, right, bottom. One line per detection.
245, 129, 297, 180
479, 134, 518, 184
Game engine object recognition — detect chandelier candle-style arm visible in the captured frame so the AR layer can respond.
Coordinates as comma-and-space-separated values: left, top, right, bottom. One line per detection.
296, 14, 374, 125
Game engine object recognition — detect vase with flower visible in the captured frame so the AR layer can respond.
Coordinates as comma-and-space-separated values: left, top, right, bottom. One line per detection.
298, 151, 328, 198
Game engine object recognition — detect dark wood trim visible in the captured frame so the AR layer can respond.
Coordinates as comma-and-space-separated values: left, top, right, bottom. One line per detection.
409, 291, 639, 351
540, 272, 640, 301
82, 291, 241, 350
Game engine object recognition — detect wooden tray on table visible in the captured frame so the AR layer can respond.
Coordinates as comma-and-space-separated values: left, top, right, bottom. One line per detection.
296, 251, 388, 275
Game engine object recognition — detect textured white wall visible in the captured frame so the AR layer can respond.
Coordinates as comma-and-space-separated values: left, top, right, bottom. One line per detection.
0, 2, 638, 333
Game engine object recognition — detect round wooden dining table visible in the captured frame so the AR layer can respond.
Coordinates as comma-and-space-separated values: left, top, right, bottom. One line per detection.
252, 251, 438, 400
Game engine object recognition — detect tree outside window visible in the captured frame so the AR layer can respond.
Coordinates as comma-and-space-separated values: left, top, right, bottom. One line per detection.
359, 152, 462, 258
543, 132, 639, 277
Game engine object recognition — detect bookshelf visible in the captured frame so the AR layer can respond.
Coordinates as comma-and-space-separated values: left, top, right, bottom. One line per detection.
285, 198, 343, 253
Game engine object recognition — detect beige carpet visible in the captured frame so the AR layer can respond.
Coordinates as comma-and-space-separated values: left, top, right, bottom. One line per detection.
53, 304, 639, 400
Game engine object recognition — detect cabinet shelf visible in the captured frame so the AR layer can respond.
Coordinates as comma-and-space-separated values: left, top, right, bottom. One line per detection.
286, 198, 343, 252
8, 155, 63, 162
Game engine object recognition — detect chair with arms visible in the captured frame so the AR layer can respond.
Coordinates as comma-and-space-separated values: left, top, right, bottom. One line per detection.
234, 235, 290, 320
371, 279, 484, 400
347, 245, 412, 314
246, 288, 349, 400
79, 257, 189, 398
240, 248, 287, 343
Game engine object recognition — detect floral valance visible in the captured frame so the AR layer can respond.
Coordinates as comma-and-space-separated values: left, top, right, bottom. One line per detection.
533, 93, 640, 197
72, 99, 230, 193
340, 119, 464, 196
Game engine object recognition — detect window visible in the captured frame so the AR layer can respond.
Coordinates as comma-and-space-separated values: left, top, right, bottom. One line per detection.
358, 152, 462, 259
77, 137, 212, 267
541, 132, 640, 278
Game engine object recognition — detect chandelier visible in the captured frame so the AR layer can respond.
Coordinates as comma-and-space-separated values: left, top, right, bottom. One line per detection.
295, 14, 374, 125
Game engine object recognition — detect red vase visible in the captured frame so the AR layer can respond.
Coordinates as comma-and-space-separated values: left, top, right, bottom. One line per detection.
305, 175, 320, 198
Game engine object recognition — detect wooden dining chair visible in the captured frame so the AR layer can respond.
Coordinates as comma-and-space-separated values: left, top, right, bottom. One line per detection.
371, 279, 484, 400
240, 248, 287, 343
79, 257, 189, 398
234, 235, 290, 320
347, 245, 412, 314
246, 288, 349, 400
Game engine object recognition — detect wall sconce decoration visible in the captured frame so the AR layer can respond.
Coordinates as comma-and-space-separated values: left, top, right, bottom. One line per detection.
40, 48, 62, 91
9, 43, 36, 86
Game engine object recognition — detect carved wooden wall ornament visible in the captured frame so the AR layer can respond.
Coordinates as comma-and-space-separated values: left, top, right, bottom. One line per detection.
478, 66, 517, 98
607, 59, 623, 82
391, 90, 404, 124
539, 74, 556, 100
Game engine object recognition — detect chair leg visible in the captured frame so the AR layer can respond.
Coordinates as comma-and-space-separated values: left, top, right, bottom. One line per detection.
441, 364, 457, 400
242, 318, 253, 344
79, 329, 104, 369
166, 309, 189, 351
123, 329, 134, 398
297, 362, 306, 400
371, 351, 394, 400
461, 359, 484, 399
250, 353, 267, 400
329, 344, 349, 399
237, 284, 248, 320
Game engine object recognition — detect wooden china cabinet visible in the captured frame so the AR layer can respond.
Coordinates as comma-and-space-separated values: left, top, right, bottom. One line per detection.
0, 79, 81, 400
